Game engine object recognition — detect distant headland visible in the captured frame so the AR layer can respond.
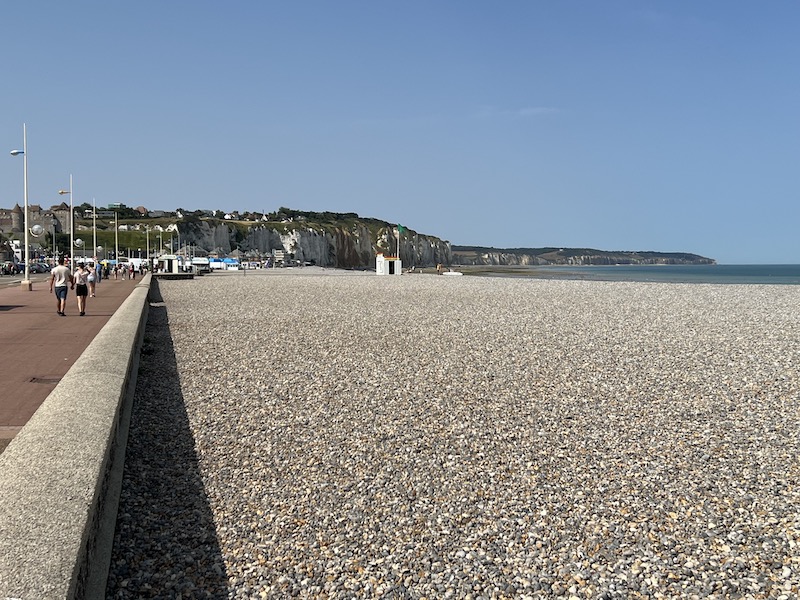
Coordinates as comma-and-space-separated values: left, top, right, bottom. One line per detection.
452, 246, 716, 266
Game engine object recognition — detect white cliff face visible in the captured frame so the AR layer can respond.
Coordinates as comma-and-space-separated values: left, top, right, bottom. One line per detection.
175, 220, 451, 268
453, 252, 550, 266
279, 229, 303, 261
278, 229, 334, 265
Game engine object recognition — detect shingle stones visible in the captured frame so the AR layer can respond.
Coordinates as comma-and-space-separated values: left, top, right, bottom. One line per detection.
107, 270, 800, 599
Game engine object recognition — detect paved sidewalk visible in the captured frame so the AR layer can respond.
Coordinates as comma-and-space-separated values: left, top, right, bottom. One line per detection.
0, 274, 140, 452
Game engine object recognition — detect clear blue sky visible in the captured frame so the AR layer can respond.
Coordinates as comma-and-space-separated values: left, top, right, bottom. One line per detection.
2, 1, 798, 264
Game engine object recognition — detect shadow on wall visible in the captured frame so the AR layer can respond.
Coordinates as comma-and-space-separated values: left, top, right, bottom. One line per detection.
106, 282, 229, 598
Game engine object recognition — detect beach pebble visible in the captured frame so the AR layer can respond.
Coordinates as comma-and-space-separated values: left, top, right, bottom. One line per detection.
107, 269, 800, 598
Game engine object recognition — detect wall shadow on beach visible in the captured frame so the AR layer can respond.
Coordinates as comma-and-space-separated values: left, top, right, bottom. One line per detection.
106, 281, 229, 598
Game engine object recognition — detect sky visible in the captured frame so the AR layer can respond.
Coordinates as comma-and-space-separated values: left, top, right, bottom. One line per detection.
1, 1, 799, 264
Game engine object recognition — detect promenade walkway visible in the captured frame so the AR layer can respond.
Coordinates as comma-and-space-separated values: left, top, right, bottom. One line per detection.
0, 272, 139, 453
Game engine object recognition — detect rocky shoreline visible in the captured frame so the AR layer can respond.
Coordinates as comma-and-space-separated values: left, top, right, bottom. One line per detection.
108, 270, 799, 598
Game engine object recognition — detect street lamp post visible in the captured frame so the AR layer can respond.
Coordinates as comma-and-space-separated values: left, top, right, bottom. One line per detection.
58, 175, 73, 264
92, 197, 97, 262
51, 218, 58, 260
114, 211, 119, 262
9, 123, 32, 290
30, 224, 44, 263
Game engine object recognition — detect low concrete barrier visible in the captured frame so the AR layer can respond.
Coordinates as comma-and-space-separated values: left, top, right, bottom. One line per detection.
0, 273, 152, 599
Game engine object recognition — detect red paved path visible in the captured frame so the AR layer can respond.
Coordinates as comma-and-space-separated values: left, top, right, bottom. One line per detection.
0, 272, 139, 451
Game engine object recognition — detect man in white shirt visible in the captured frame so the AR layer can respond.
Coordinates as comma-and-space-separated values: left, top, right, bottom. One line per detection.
49, 257, 74, 316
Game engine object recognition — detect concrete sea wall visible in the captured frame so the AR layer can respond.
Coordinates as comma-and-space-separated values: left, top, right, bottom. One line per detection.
0, 274, 152, 599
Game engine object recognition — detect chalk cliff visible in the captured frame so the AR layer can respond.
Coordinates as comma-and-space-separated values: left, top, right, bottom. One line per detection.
174, 219, 452, 269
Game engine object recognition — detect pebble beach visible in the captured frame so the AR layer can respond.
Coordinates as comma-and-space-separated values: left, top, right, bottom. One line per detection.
107, 269, 800, 599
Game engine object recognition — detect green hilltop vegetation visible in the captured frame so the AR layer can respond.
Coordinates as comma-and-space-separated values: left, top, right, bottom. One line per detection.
173, 206, 398, 237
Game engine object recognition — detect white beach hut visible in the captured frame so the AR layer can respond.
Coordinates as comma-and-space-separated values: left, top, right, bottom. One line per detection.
156, 254, 186, 273
376, 253, 402, 275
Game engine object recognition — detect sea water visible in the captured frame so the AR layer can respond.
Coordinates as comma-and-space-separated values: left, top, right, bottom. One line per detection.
509, 264, 800, 285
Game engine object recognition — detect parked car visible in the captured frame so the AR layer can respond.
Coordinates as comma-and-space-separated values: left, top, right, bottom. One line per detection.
29, 263, 51, 273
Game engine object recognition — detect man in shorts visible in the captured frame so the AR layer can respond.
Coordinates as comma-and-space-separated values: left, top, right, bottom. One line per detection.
49, 257, 74, 316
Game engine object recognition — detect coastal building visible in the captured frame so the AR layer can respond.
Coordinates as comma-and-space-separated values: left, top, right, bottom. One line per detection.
0, 203, 67, 237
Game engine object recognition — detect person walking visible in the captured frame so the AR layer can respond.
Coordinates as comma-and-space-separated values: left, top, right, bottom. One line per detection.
87, 261, 97, 297
49, 256, 74, 316
74, 262, 90, 316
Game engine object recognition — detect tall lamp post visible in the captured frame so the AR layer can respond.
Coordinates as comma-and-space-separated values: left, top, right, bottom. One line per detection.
58, 175, 73, 264
9, 124, 32, 290
51, 218, 58, 260
92, 197, 97, 262
114, 211, 119, 262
